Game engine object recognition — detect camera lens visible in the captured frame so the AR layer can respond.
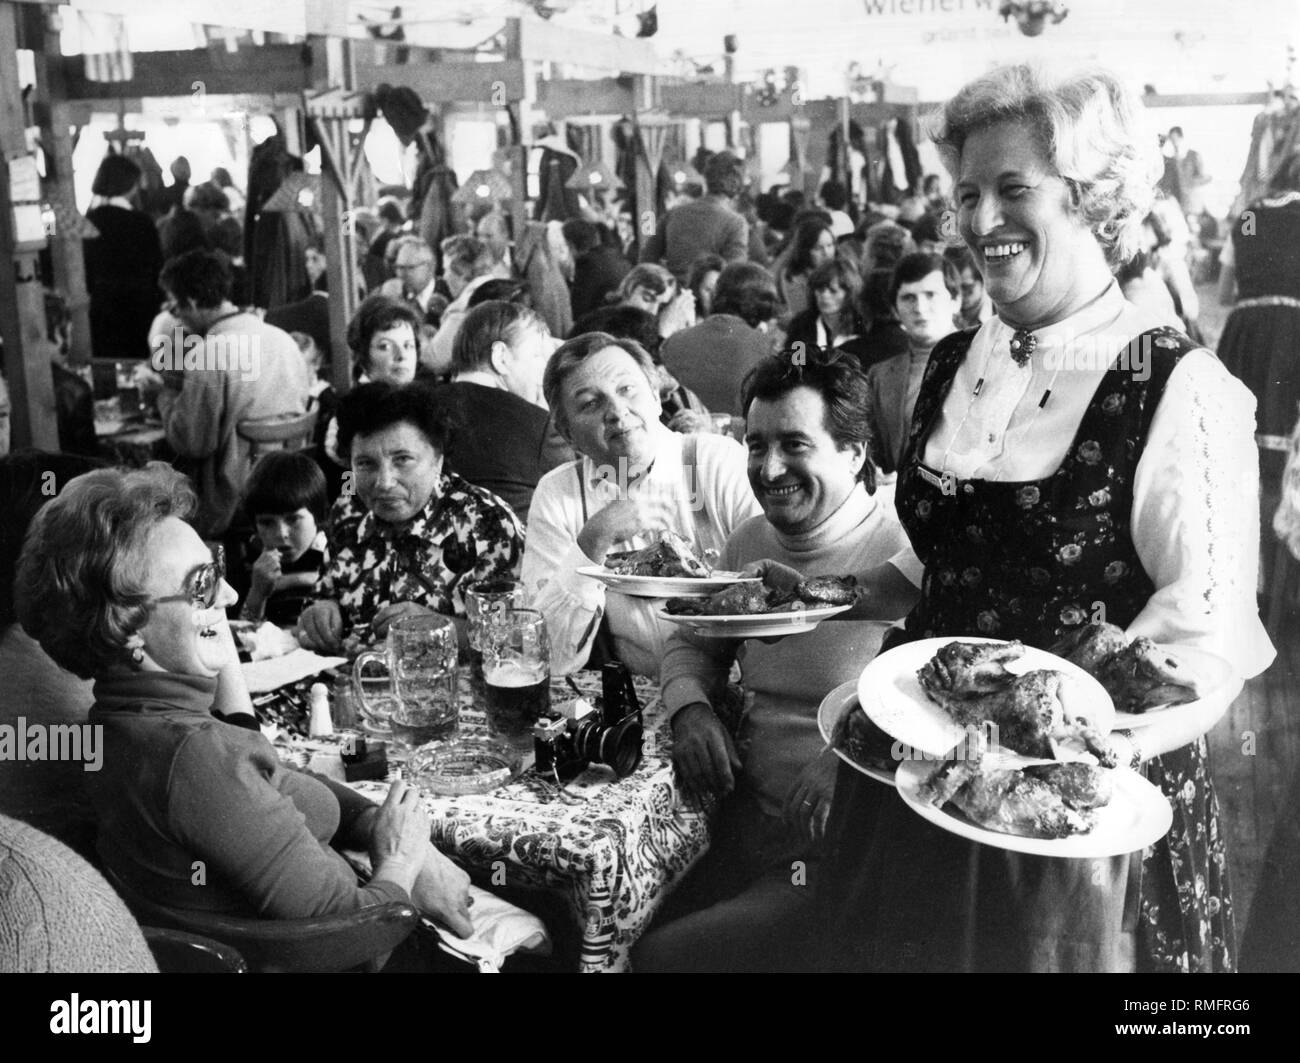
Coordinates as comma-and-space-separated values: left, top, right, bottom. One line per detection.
597, 718, 643, 779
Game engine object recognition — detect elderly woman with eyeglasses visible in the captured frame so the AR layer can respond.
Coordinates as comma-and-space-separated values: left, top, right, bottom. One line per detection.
14, 464, 472, 933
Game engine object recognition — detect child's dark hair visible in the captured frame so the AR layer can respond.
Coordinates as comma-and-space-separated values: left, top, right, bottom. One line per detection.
242, 451, 329, 524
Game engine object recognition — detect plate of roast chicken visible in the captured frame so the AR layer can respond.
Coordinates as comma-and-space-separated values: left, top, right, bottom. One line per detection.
834, 623, 1235, 857
577, 531, 761, 598
659, 575, 858, 638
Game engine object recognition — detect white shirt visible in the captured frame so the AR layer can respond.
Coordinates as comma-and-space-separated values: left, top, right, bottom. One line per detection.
922, 283, 1273, 678
521, 425, 762, 677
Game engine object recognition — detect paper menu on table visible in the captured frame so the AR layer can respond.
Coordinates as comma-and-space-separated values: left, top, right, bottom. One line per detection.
243, 648, 347, 694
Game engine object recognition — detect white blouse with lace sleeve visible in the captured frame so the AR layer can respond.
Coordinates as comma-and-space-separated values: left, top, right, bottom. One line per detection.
1127, 349, 1274, 678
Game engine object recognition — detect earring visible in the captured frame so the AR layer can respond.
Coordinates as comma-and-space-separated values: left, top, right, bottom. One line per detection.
126, 635, 146, 667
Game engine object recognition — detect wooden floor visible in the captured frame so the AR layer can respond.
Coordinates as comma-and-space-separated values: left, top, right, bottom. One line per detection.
1194, 277, 1298, 968
1208, 608, 1299, 963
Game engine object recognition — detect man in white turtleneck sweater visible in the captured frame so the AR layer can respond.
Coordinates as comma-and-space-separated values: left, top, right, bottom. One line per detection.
634, 351, 921, 972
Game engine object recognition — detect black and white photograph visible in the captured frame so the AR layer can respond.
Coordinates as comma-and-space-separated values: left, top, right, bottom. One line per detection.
0, 0, 1295, 1028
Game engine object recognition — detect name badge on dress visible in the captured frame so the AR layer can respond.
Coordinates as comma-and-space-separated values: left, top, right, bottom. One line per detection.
918, 466, 958, 497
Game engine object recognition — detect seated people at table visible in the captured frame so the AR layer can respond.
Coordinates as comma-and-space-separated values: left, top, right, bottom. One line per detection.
686, 253, 725, 319
323, 294, 422, 469
633, 349, 921, 972
521, 334, 761, 677
865, 252, 962, 478
144, 249, 311, 540
378, 235, 445, 326
620, 264, 701, 344
14, 464, 473, 931
426, 236, 499, 376
772, 216, 837, 324
0, 450, 106, 860
300, 382, 525, 651
639, 151, 749, 282
784, 256, 871, 369
568, 305, 712, 434
237, 451, 329, 626
659, 262, 779, 417
432, 301, 572, 526
563, 218, 631, 320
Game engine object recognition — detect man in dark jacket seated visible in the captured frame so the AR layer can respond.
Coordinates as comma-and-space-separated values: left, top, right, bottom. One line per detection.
562, 219, 630, 320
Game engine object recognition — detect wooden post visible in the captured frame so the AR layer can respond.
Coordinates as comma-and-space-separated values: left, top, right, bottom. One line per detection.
306, 35, 360, 398
504, 19, 530, 250
0, 0, 57, 450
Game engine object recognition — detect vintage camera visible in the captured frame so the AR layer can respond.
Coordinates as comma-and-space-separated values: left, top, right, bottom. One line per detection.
533, 662, 644, 782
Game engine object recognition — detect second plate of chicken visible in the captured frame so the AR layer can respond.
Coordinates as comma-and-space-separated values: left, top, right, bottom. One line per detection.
859, 637, 1116, 763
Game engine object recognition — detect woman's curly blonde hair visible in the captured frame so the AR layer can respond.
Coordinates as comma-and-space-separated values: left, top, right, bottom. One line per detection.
925, 64, 1162, 267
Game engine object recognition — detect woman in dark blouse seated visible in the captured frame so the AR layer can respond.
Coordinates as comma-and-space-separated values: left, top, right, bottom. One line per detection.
15, 464, 472, 931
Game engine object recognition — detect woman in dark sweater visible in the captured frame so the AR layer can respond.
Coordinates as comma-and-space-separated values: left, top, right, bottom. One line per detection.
15, 464, 471, 932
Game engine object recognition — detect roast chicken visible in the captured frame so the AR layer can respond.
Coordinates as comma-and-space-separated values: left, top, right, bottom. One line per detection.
604, 532, 710, 577
664, 574, 859, 616
917, 643, 1118, 765
1050, 623, 1202, 713
921, 757, 1115, 839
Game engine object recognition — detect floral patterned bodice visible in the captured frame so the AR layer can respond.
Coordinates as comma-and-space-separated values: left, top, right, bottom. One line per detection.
895, 325, 1197, 648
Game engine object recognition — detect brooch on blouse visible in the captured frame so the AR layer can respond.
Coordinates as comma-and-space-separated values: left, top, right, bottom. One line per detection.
1009, 328, 1037, 367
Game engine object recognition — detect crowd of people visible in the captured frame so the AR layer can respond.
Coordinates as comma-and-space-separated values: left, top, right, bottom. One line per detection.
1, 58, 1293, 974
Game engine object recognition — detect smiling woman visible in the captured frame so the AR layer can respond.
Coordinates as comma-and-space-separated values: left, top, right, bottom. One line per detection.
821, 63, 1273, 975
12, 464, 474, 935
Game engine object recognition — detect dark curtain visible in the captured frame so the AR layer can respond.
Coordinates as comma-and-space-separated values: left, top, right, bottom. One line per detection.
411, 129, 458, 267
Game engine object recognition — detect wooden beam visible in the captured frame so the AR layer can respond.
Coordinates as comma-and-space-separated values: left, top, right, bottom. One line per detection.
352, 60, 527, 105
0, 0, 57, 451
1141, 91, 1270, 108
538, 78, 634, 118
60, 44, 312, 102
660, 82, 742, 118
515, 16, 664, 76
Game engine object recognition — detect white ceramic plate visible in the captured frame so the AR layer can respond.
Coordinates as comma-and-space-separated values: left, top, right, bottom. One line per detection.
859, 636, 1115, 759
576, 565, 760, 599
659, 603, 852, 639
1113, 647, 1240, 729
818, 680, 895, 785
895, 758, 1173, 859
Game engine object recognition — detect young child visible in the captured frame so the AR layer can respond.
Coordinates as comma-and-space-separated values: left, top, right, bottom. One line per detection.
238, 451, 329, 626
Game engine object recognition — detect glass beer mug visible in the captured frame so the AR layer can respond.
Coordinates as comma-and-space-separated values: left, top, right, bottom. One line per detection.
353, 614, 460, 757
481, 608, 551, 749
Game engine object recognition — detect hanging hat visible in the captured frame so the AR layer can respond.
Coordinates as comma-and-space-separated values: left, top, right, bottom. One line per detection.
450, 169, 513, 206
374, 83, 429, 145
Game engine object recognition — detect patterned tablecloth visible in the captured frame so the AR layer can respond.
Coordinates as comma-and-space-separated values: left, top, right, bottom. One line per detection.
259, 669, 714, 973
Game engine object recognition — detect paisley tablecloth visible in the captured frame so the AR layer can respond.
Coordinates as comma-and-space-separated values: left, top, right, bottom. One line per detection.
260, 669, 714, 973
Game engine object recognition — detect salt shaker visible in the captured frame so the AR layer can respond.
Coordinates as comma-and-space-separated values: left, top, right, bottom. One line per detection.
308, 682, 334, 737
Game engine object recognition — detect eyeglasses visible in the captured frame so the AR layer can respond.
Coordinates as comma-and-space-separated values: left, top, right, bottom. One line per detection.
154, 544, 226, 609
395, 261, 433, 272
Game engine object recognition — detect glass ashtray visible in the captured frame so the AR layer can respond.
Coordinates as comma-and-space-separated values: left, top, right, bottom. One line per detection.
408, 737, 525, 796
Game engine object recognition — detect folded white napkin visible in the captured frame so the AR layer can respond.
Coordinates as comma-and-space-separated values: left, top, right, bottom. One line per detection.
430, 885, 551, 973
239, 621, 300, 661
242, 648, 347, 694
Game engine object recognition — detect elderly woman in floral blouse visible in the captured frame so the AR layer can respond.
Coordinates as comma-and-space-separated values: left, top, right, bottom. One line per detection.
299, 382, 524, 652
